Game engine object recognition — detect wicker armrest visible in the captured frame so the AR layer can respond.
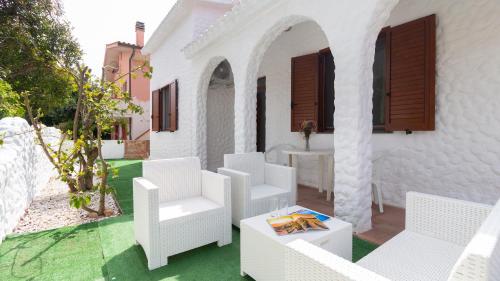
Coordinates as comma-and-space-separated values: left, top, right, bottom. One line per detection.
285, 239, 390, 281
218, 167, 252, 226
201, 170, 230, 207
264, 163, 296, 205
133, 177, 160, 269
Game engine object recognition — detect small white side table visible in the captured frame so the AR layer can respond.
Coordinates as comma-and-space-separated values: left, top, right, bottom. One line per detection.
240, 205, 352, 281
282, 149, 334, 201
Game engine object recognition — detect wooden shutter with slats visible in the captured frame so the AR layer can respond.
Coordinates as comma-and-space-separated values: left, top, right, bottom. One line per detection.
291, 53, 319, 132
168, 80, 178, 132
386, 14, 436, 131
151, 89, 160, 132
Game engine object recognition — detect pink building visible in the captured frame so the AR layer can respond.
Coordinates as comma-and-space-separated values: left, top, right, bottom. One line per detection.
103, 21, 150, 140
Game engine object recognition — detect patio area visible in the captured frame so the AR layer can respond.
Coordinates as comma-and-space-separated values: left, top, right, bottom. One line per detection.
0, 160, 378, 281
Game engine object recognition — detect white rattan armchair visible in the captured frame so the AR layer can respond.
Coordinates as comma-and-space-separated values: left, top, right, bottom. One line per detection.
284, 192, 500, 281
133, 157, 232, 270
218, 152, 296, 227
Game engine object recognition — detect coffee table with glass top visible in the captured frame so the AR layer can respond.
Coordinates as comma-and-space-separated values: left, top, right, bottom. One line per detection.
240, 205, 352, 281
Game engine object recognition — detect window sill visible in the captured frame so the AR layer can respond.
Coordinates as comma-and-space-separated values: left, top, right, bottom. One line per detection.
293, 129, 393, 134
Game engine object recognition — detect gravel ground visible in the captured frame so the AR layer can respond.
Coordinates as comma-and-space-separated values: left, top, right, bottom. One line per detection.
13, 177, 120, 234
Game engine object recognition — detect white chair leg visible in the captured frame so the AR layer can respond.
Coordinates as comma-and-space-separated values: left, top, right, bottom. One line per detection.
326, 155, 333, 201
372, 183, 384, 213
318, 155, 325, 193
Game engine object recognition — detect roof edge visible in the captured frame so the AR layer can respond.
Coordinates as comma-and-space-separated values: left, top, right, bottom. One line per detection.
183, 0, 279, 58
142, 0, 192, 55
144, 0, 236, 55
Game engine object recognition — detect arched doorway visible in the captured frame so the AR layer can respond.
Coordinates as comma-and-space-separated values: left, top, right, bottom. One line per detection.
206, 59, 235, 171
254, 19, 335, 204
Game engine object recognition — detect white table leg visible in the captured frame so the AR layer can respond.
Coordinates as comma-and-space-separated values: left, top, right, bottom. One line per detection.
289, 155, 298, 205
293, 155, 298, 169
318, 155, 325, 193
326, 155, 334, 201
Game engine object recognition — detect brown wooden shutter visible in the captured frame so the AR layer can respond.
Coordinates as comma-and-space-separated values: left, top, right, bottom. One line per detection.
151, 90, 160, 132
386, 14, 436, 131
291, 53, 319, 132
168, 80, 178, 132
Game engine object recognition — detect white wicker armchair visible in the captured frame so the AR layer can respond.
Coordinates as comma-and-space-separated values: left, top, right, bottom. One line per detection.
218, 152, 296, 227
284, 192, 500, 281
133, 157, 232, 270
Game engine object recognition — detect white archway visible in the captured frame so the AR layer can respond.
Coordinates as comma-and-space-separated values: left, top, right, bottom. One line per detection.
188, 0, 400, 232
233, 1, 399, 231
195, 56, 236, 170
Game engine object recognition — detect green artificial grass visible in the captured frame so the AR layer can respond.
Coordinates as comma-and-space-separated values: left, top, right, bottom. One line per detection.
0, 160, 378, 281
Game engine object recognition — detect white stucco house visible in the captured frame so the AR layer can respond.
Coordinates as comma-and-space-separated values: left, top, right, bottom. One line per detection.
142, 0, 500, 232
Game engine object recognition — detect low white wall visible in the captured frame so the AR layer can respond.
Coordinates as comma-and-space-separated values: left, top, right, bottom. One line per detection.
0, 117, 58, 243
101, 140, 125, 159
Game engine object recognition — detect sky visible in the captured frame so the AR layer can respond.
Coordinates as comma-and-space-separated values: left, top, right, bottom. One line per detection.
61, 0, 177, 74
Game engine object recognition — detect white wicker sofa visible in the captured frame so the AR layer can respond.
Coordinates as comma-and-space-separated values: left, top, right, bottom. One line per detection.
218, 152, 296, 227
133, 157, 232, 270
285, 192, 500, 281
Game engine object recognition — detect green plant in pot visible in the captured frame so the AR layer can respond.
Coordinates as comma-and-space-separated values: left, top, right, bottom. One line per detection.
300, 120, 316, 151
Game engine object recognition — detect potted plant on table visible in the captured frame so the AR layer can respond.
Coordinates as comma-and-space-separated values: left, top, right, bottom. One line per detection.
300, 120, 316, 151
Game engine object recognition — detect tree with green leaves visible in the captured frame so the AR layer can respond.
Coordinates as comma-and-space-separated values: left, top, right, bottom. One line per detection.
24, 64, 147, 215
0, 0, 81, 126
0, 79, 24, 119
1, 0, 151, 216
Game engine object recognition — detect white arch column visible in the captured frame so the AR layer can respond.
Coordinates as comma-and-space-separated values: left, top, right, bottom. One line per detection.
233, 59, 257, 153
331, 45, 375, 233
323, 0, 398, 233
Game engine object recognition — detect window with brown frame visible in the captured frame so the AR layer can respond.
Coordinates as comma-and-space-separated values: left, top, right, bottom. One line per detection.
291, 49, 335, 133
291, 14, 436, 133
151, 80, 178, 132
384, 15, 436, 132
319, 48, 335, 132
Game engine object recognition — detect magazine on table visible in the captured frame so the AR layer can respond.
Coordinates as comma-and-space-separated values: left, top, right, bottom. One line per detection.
267, 210, 330, 236
291, 209, 330, 222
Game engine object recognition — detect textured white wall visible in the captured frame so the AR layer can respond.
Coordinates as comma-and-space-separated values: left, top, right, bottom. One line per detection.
148, 0, 400, 231
149, 4, 232, 161
149, 13, 196, 160
258, 21, 332, 188
206, 84, 235, 171
372, 0, 500, 207
0, 118, 58, 243
185, 0, 398, 232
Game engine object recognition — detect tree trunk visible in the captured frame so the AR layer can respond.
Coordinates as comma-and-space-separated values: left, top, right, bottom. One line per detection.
96, 126, 108, 216
82, 147, 98, 190
68, 182, 78, 193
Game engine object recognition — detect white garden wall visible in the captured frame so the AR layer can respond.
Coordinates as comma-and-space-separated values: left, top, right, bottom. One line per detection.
101, 140, 125, 159
0, 118, 59, 243
372, 0, 500, 207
